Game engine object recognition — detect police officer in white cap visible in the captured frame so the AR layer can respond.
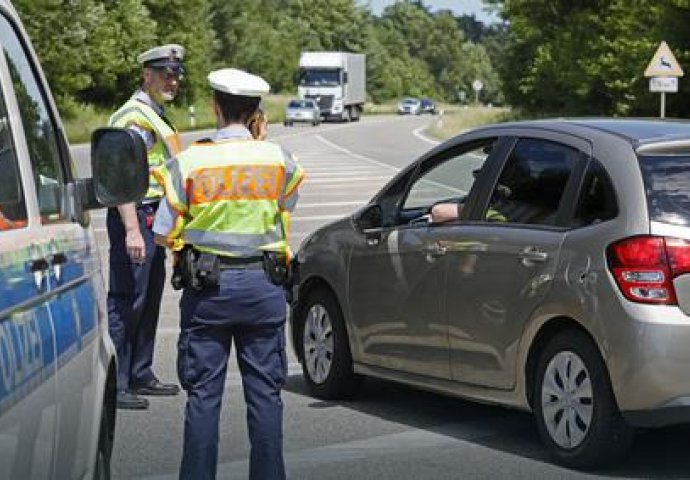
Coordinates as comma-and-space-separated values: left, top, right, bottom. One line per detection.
152, 68, 304, 480
106, 44, 185, 410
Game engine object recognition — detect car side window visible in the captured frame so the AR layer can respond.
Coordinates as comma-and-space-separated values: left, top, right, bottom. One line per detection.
486, 138, 577, 226
0, 85, 27, 231
399, 139, 496, 224
571, 160, 618, 227
1, 15, 66, 224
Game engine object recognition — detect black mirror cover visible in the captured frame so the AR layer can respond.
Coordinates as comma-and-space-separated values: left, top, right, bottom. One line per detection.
354, 204, 382, 232
90, 127, 148, 207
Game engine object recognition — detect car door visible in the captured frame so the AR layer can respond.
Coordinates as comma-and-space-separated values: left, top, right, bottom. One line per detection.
0, 33, 58, 480
0, 17, 102, 479
443, 135, 588, 389
347, 137, 500, 378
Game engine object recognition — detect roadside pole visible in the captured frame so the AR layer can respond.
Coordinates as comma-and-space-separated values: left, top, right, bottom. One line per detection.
644, 41, 683, 119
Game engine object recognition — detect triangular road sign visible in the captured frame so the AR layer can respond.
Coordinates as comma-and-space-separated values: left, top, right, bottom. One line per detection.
645, 41, 684, 77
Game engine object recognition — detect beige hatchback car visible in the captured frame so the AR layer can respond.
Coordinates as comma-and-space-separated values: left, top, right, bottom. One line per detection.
290, 119, 690, 469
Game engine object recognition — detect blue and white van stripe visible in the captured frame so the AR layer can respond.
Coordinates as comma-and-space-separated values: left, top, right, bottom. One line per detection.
0, 240, 99, 414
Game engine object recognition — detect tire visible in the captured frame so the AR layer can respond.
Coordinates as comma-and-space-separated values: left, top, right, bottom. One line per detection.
351, 106, 361, 122
533, 329, 633, 469
342, 108, 351, 123
284, 121, 292, 127
297, 287, 362, 399
93, 404, 113, 480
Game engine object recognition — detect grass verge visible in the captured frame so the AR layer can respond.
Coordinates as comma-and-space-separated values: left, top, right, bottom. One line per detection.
425, 106, 511, 140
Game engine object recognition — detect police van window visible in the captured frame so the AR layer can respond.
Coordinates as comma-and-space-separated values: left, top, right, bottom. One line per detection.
0, 14, 65, 224
486, 138, 577, 226
0, 85, 27, 231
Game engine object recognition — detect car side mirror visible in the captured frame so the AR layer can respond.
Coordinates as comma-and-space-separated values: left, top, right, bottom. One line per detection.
354, 204, 382, 232
80, 128, 148, 210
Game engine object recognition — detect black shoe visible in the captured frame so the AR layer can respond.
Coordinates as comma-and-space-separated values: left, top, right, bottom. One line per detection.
131, 379, 180, 396
117, 391, 149, 410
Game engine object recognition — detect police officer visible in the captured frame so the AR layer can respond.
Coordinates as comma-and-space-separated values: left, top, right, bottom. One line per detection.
152, 68, 304, 480
107, 44, 184, 410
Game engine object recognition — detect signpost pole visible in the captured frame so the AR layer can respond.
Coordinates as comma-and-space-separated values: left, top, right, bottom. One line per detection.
660, 92, 666, 119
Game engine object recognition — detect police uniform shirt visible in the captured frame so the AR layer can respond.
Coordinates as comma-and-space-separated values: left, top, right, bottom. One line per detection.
127, 88, 166, 150
152, 125, 301, 237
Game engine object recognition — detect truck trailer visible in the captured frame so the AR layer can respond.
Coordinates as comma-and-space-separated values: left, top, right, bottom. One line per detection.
297, 51, 366, 122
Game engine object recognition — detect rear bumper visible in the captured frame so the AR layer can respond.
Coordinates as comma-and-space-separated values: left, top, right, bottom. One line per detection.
607, 305, 690, 423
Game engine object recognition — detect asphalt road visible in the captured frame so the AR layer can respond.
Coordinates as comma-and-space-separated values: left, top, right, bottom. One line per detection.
71, 114, 690, 480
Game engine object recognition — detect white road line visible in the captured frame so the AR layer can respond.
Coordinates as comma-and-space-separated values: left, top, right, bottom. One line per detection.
315, 135, 401, 172
297, 201, 367, 208
306, 177, 390, 184
412, 125, 442, 145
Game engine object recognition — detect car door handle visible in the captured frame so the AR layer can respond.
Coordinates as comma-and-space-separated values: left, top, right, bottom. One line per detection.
518, 246, 548, 263
423, 242, 447, 258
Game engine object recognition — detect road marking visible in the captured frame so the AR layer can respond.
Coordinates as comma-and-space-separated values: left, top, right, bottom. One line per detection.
412, 125, 442, 145
315, 135, 401, 173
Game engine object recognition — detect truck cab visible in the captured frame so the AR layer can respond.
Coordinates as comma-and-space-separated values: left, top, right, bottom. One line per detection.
0, 2, 147, 478
297, 51, 366, 122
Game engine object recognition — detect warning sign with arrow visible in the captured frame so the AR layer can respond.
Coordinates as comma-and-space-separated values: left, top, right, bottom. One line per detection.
644, 41, 684, 77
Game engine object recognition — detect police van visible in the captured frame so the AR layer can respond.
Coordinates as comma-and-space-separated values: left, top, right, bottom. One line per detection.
0, 1, 147, 478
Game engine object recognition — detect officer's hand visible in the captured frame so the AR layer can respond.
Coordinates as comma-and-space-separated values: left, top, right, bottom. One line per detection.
125, 228, 146, 263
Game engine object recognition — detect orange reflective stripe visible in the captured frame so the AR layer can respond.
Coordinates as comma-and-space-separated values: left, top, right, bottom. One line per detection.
188, 165, 284, 204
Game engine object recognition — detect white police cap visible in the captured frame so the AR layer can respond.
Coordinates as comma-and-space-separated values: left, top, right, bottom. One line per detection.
137, 44, 185, 68
207, 68, 270, 97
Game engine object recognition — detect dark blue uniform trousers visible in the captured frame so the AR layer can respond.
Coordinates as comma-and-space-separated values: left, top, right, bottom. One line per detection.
106, 204, 166, 391
178, 267, 287, 480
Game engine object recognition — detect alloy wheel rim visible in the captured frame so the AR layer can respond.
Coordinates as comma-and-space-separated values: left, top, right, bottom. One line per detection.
541, 351, 594, 449
303, 303, 334, 384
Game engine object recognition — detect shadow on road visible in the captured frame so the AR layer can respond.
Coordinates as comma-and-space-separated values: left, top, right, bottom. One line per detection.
284, 373, 690, 479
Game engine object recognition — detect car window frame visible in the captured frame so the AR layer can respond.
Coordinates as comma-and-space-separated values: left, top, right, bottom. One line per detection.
465, 132, 591, 230
391, 136, 510, 228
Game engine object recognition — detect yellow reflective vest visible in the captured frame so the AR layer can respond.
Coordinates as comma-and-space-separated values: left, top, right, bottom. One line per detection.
109, 96, 182, 199
153, 138, 305, 258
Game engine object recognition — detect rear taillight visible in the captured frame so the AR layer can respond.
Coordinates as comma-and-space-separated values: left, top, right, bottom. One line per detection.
607, 236, 690, 304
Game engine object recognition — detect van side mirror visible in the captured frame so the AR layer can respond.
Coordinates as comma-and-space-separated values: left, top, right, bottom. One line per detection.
343, 71, 349, 84
84, 128, 148, 209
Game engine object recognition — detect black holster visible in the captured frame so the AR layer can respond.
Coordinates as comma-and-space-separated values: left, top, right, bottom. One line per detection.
262, 251, 290, 287
171, 246, 220, 290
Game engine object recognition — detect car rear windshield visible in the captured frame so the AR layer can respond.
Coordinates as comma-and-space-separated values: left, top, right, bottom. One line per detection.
639, 154, 690, 226
288, 100, 312, 108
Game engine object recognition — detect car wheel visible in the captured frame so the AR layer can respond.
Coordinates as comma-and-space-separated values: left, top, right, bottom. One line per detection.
533, 329, 633, 469
93, 404, 113, 480
298, 287, 362, 399
284, 121, 291, 127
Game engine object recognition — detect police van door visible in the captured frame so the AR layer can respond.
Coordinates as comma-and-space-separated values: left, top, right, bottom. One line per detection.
1, 16, 103, 479
0, 36, 59, 480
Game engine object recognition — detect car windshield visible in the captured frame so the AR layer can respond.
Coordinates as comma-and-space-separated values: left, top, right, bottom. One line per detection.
298, 69, 340, 87
639, 154, 690, 226
403, 98, 418, 105
288, 100, 314, 109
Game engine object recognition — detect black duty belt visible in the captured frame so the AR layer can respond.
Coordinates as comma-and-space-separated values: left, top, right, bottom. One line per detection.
218, 255, 264, 270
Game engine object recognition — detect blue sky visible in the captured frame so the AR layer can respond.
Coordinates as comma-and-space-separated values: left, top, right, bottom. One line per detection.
359, 0, 499, 24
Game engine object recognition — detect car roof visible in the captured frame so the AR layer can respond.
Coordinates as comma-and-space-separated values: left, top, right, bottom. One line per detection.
468, 118, 690, 149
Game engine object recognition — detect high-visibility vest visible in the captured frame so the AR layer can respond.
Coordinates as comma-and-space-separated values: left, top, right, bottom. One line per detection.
109, 98, 182, 199
153, 139, 304, 258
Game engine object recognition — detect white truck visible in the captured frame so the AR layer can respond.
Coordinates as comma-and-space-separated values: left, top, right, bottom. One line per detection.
297, 51, 366, 122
